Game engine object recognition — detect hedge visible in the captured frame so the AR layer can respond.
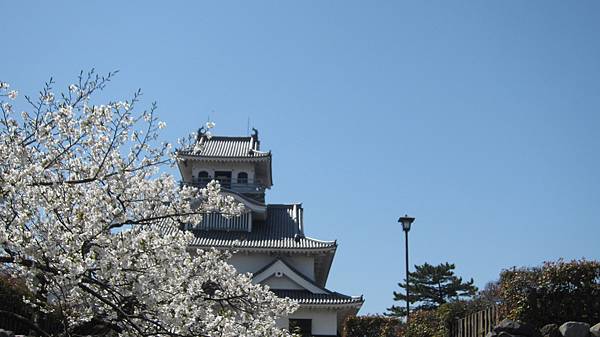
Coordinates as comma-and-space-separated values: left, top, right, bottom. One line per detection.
498, 259, 600, 327
343, 315, 404, 337
402, 300, 492, 337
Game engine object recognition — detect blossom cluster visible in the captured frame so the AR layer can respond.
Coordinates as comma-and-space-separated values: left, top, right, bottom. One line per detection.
0, 71, 296, 336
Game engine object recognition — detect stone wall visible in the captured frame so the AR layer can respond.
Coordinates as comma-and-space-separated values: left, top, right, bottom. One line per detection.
486, 319, 600, 337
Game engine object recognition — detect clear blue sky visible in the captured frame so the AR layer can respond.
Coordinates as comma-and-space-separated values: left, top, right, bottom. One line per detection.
2, 1, 599, 315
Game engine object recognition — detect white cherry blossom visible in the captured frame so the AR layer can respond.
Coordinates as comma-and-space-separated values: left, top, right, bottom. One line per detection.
0, 71, 296, 337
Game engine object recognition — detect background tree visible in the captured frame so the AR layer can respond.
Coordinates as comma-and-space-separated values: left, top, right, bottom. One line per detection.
476, 280, 501, 305
0, 71, 297, 337
387, 262, 477, 317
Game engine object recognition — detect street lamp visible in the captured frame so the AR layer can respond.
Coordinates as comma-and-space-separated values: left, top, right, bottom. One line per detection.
398, 214, 415, 321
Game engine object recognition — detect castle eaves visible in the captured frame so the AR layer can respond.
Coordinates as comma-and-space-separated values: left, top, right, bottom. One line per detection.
272, 289, 364, 306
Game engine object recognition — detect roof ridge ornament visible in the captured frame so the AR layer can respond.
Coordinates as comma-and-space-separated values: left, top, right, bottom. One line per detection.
196, 121, 215, 143
251, 128, 260, 151
196, 126, 206, 141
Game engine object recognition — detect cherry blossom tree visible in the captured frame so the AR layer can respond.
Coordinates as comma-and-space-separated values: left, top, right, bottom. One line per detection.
0, 71, 296, 337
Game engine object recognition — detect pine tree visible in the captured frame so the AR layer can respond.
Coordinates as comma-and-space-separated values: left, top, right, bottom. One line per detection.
387, 262, 477, 317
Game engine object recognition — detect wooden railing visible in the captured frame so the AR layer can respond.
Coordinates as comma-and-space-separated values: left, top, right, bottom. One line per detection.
450, 305, 500, 337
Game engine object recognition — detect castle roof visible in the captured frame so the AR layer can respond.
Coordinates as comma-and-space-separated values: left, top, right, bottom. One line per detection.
156, 204, 336, 251
185, 204, 336, 252
156, 204, 337, 287
272, 290, 364, 306
177, 135, 271, 159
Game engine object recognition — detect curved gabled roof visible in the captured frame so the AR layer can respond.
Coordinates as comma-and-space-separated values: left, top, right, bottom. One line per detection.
253, 259, 363, 307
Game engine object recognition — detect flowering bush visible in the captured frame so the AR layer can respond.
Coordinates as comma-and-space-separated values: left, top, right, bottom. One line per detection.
498, 259, 600, 327
0, 71, 297, 336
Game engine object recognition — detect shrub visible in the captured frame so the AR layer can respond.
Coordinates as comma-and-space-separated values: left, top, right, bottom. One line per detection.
343, 315, 403, 337
403, 300, 491, 337
405, 309, 444, 337
498, 259, 600, 327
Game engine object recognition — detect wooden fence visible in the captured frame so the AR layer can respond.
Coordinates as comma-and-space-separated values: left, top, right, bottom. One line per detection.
450, 305, 500, 337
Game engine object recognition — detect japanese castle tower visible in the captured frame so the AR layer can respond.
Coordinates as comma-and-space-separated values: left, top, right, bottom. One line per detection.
174, 128, 363, 337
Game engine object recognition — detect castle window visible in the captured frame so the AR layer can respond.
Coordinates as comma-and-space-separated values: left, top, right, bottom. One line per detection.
237, 172, 248, 184
214, 171, 232, 189
197, 171, 210, 184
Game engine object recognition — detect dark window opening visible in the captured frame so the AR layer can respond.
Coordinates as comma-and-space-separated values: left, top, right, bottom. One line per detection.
214, 171, 232, 189
237, 172, 248, 184
197, 171, 210, 184
289, 319, 311, 337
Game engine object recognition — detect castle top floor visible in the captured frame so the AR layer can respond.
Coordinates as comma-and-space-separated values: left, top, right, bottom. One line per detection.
175, 128, 272, 202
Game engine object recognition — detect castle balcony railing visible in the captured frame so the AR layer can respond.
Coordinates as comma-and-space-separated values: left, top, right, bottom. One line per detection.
181, 178, 266, 194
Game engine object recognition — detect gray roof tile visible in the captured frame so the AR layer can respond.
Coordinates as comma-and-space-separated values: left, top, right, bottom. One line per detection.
272, 290, 364, 305
189, 205, 335, 250
178, 136, 270, 158
158, 204, 336, 251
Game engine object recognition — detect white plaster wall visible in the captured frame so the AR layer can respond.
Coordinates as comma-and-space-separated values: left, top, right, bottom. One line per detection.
285, 255, 315, 280
262, 275, 303, 290
177, 162, 193, 182
227, 253, 315, 280
278, 308, 338, 336
227, 253, 274, 275
190, 162, 255, 183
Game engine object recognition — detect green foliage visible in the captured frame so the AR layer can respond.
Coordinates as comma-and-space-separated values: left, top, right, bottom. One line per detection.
477, 281, 501, 305
0, 272, 30, 297
405, 309, 444, 337
498, 259, 600, 327
388, 262, 478, 317
0, 273, 61, 334
404, 300, 493, 337
343, 315, 403, 337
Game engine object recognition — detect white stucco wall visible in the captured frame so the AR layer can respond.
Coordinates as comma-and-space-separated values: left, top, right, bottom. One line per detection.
286, 255, 314, 280
227, 253, 274, 275
262, 275, 304, 290
278, 308, 338, 336
177, 161, 193, 182
227, 253, 315, 281
178, 161, 257, 183
190, 162, 256, 183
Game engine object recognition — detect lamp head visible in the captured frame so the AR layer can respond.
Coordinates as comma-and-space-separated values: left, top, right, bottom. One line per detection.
398, 214, 415, 232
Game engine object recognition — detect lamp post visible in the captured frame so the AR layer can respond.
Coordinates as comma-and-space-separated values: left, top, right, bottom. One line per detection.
398, 214, 415, 321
